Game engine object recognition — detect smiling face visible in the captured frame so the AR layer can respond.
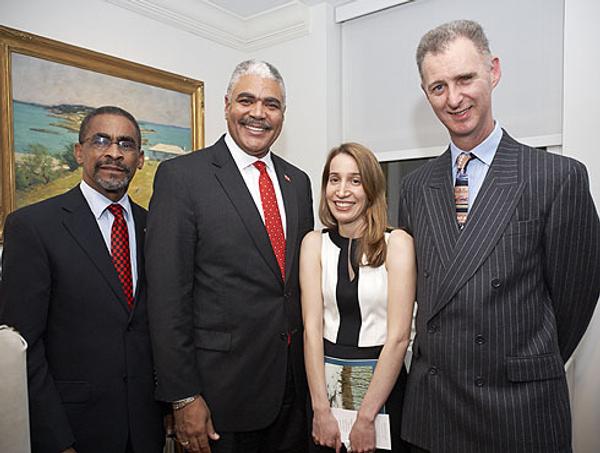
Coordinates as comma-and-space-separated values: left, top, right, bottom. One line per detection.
74, 113, 144, 201
325, 153, 368, 237
421, 37, 501, 150
225, 74, 285, 158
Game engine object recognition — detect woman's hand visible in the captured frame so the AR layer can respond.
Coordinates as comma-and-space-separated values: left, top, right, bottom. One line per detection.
349, 414, 376, 453
312, 408, 343, 453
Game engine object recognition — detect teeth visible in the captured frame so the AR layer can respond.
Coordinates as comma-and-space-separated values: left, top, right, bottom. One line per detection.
246, 125, 265, 132
451, 107, 470, 115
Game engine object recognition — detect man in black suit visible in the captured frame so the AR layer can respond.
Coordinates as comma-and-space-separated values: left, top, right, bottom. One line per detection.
399, 20, 600, 453
0, 106, 164, 453
145, 60, 314, 453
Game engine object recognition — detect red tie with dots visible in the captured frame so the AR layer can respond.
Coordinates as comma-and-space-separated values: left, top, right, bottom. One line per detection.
108, 204, 134, 308
253, 161, 286, 280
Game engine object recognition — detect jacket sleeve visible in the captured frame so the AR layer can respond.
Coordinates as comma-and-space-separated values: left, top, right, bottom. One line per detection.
145, 161, 203, 402
0, 211, 75, 451
543, 160, 600, 361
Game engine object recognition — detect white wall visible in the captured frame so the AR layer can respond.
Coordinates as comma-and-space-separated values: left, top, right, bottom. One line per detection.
563, 2, 600, 452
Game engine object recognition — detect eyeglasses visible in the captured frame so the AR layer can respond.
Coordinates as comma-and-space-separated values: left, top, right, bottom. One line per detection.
82, 134, 139, 153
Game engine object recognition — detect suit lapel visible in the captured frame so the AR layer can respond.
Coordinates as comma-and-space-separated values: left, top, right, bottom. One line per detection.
60, 187, 131, 314
423, 149, 459, 268
428, 132, 525, 320
131, 203, 146, 317
273, 155, 298, 286
211, 139, 283, 285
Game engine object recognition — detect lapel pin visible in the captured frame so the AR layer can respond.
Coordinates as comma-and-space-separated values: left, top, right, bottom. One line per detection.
284, 174, 291, 182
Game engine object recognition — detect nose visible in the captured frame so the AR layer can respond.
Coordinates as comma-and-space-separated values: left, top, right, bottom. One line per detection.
105, 142, 124, 158
447, 84, 463, 109
250, 101, 265, 118
336, 181, 349, 196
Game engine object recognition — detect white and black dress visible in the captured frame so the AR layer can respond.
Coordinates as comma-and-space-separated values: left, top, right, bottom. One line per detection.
310, 229, 409, 453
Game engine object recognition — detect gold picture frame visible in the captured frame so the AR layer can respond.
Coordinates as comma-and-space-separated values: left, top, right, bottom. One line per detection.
0, 25, 204, 240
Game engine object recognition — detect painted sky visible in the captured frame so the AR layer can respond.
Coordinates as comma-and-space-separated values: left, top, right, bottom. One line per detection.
11, 53, 191, 128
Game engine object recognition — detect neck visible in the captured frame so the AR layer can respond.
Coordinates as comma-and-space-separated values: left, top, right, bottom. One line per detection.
338, 220, 365, 239
452, 119, 495, 151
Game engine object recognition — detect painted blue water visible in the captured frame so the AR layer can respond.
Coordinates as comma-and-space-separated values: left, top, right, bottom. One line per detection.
13, 101, 192, 159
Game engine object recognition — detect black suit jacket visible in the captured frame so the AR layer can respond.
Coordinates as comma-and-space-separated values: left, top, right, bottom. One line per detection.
146, 136, 314, 432
398, 131, 600, 453
0, 187, 164, 453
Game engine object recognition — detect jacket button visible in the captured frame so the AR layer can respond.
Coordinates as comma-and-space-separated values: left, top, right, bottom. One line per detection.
123, 375, 128, 383
284, 291, 292, 299
475, 376, 485, 387
428, 366, 438, 376
424, 270, 430, 279
475, 334, 486, 345
491, 278, 502, 288
427, 324, 438, 334
279, 332, 288, 341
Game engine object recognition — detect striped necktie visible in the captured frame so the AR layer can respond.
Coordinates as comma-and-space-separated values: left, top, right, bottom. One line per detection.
455, 152, 474, 228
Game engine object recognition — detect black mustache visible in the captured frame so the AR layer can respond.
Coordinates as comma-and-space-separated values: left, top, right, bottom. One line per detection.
240, 118, 273, 130
95, 158, 130, 174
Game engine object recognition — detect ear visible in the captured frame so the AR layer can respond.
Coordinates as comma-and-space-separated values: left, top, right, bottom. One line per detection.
224, 95, 230, 118
74, 143, 84, 165
490, 56, 501, 88
137, 150, 145, 170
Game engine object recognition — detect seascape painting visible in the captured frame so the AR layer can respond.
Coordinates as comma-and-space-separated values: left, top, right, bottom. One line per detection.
12, 53, 193, 209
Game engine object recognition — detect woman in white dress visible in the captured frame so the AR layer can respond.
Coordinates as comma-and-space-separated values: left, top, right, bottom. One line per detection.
301, 143, 416, 453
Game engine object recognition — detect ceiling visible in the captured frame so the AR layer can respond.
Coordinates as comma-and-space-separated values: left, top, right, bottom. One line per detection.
205, 0, 344, 18
105, 0, 350, 50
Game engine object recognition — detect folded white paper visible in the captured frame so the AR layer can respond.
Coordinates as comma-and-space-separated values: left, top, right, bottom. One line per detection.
331, 407, 391, 450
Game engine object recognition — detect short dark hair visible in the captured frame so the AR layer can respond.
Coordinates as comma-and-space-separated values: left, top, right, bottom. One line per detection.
78, 106, 142, 146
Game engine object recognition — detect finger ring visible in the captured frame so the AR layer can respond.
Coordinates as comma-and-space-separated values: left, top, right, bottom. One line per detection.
180, 440, 190, 446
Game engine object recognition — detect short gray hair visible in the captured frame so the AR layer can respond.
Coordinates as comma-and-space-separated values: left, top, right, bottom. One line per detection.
226, 60, 286, 107
416, 20, 492, 78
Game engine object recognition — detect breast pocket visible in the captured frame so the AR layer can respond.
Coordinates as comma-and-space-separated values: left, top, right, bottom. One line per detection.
501, 219, 543, 257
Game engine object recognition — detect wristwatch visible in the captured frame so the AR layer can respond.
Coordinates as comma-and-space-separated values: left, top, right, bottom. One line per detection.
172, 395, 198, 410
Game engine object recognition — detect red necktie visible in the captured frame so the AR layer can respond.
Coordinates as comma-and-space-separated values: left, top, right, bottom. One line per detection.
108, 204, 134, 308
253, 161, 286, 280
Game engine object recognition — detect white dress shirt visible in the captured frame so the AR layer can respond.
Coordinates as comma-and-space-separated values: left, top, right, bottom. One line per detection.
79, 181, 139, 293
225, 133, 287, 237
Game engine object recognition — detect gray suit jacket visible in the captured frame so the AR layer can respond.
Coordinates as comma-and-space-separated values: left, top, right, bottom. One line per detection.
145, 136, 314, 432
398, 131, 600, 453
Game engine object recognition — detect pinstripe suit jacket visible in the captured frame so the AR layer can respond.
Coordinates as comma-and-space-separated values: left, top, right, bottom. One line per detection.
398, 131, 600, 453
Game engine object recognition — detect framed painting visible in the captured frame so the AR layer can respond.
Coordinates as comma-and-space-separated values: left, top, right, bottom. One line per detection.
0, 25, 204, 239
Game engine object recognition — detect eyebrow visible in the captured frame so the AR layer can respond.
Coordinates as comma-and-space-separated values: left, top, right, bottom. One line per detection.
427, 71, 477, 90
94, 132, 136, 142
236, 92, 282, 106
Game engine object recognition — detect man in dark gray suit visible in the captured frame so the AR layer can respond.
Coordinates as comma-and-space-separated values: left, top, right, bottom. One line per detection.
399, 20, 600, 453
146, 60, 313, 453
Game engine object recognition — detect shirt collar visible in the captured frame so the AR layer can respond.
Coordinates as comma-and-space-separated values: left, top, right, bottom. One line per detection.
450, 121, 503, 168
225, 133, 275, 172
79, 180, 132, 221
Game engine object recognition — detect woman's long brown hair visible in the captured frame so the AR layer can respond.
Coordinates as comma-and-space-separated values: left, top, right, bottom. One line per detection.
319, 143, 388, 267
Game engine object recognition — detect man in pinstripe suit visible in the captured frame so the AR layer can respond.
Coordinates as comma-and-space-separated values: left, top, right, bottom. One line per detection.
398, 20, 600, 453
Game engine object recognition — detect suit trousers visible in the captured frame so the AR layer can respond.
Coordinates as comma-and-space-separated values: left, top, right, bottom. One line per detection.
208, 350, 307, 453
